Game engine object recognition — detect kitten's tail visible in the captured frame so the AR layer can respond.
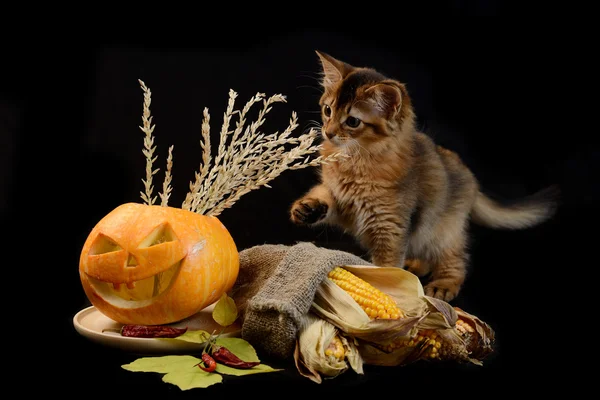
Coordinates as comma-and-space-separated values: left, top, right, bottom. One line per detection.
471, 185, 560, 229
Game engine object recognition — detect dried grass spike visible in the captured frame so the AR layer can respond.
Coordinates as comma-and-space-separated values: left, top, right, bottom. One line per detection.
136, 80, 343, 215
138, 79, 159, 206
159, 145, 174, 206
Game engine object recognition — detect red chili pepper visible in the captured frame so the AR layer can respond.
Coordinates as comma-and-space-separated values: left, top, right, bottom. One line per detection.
211, 345, 260, 369
196, 353, 217, 372
120, 324, 187, 338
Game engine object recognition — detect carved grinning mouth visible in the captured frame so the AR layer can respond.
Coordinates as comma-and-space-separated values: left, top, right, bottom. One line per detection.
87, 262, 181, 302
84, 222, 185, 304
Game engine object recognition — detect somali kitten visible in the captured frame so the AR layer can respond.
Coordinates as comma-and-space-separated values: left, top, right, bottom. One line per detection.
290, 50, 559, 302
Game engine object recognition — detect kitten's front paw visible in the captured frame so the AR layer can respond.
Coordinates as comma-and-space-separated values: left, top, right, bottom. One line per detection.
290, 198, 328, 225
424, 279, 461, 302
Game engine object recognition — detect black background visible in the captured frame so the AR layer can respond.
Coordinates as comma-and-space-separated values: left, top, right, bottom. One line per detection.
3, 13, 596, 398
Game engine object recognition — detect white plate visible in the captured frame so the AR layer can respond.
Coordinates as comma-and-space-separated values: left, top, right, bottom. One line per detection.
73, 304, 242, 355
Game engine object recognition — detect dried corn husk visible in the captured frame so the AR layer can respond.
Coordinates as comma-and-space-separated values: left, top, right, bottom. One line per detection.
311, 265, 433, 343
293, 313, 363, 384
357, 321, 469, 366
311, 265, 495, 367
453, 307, 495, 362
358, 307, 494, 366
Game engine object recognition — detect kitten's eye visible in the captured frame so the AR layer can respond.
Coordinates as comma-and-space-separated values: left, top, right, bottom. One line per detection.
345, 116, 361, 128
322, 105, 332, 117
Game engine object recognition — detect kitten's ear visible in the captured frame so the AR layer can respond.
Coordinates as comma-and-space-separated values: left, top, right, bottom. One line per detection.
316, 50, 353, 89
365, 82, 403, 118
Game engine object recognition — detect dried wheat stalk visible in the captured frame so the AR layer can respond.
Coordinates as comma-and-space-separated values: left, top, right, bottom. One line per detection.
139, 80, 159, 206
159, 145, 174, 207
137, 79, 344, 216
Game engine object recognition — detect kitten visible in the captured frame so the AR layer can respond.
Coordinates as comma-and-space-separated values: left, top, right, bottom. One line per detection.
290, 51, 559, 302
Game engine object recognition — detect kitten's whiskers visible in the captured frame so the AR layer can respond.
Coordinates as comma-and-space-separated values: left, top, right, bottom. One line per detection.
304, 120, 323, 130
347, 138, 372, 158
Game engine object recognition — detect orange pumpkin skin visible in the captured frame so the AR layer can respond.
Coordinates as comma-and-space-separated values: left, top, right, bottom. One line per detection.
79, 202, 239, 325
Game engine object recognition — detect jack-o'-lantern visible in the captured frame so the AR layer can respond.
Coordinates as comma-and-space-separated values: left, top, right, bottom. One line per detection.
78, 80, 333, 326
79, 202, 239, 325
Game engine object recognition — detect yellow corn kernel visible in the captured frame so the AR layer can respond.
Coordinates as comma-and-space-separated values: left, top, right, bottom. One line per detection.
378, 329, 443, 359
324, 335, 345, 361
328, 267, 404, 320
456, 318, 475, 335
378, 319, 478, 361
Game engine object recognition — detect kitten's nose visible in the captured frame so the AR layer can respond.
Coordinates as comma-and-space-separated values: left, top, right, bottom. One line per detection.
324, 129, 336, 140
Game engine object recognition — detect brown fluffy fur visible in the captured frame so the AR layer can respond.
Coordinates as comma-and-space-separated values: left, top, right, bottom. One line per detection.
290, 51, 559, 302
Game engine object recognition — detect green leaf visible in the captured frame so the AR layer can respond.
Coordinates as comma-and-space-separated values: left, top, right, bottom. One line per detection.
122, 355, 199, 373
167, 329, 211, 344
216, 363, 283, 376
215, 337, 260, 362
213, 337, 283, 376
122, 355, 222, 390
212, 293, 238, 327
162, 368, 222, 390
121, 341, 282, 390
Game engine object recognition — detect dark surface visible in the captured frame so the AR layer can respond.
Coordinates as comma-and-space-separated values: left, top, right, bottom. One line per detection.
3, 18, 595, 397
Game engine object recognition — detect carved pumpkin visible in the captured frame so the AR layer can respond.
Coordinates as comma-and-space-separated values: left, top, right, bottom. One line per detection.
79, 202, 239, 325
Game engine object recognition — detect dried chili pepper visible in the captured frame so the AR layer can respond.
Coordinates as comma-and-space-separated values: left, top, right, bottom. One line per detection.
196, 353, 217, 372
211, 345, 260, 369
120, 324, 187, 338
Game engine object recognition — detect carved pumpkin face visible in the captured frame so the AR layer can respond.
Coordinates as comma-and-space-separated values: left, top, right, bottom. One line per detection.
79, 203, 239, 325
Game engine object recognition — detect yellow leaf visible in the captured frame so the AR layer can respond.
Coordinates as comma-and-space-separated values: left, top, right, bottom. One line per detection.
212, 293, 238, 327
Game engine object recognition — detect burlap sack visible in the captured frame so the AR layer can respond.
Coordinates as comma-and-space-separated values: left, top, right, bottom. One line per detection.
229, 242, 373, 359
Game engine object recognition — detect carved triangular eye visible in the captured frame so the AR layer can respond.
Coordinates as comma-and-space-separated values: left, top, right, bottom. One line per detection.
139, 222, 178, 248
89, 233, 122, 255
126, 254, 139, 267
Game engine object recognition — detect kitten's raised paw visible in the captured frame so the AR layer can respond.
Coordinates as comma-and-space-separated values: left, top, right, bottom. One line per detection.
290, 198, 328, 225
424, 279, 461, 302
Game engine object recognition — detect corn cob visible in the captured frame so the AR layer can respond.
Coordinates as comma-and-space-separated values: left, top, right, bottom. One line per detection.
324, 334, 346, 361
327, 267, 404, 320
295, 313, 364, 383
377, 330, 440, 359
376, 318, 476, 360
